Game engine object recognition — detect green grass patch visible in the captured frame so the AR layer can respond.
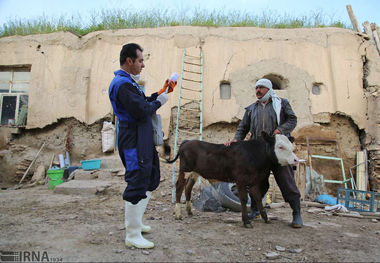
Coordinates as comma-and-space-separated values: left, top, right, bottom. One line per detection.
0, 8, 350, 37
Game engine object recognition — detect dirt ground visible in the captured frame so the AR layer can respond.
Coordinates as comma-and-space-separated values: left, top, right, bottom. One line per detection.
1, 160, 380, 263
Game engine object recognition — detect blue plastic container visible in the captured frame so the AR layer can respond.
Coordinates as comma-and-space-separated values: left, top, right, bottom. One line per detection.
80, 159, 101, 170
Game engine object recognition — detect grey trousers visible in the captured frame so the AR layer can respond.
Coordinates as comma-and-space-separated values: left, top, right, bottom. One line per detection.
260, 165, 301, 203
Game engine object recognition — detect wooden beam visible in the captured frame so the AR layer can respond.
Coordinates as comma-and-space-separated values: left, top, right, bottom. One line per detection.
362, 21, 374, 41
346, 5, 361, 32
356, 151, 367, 190
372, 25, 380, 54
18, 142, 45, 184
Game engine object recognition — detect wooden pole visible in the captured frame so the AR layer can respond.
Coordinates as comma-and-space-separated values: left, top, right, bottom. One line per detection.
371, 24, 380, 54
18, 142, 45, 184
346, 5, 361, 32
362, 21, 374, 41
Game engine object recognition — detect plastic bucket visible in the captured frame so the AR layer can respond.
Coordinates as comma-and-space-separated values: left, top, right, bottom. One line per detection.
47, 169, 64, 189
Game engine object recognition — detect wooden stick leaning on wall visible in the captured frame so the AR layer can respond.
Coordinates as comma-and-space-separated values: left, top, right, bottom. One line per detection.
346, 5, 361, 33
362, 21, 374, 41
19, 142, 46, 185
371, 23, 380, 55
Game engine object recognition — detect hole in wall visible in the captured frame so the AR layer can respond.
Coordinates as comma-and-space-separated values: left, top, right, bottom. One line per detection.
220, 81, 231, 99
262, 74, 286, 90
312, 82, 322, 95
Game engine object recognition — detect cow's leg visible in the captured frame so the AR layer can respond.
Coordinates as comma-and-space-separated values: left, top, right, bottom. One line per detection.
236, 182, 252, 228
184, 172, 199, 216
249, 174, 270, 219
249, 185, 269, 223
175, 169, 186, 220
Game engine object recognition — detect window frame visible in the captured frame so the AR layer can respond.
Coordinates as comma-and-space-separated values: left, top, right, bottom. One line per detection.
0, 65, 31, 127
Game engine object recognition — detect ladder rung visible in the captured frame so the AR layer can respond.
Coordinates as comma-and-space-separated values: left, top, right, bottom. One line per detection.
183, 78, 202, 83
184, 61, 202, 66
178, 129, 200, 135
179, 118, 200, 124
184, 69, 202, 75
181, 97, 201, 102
185, 54, 201, 59
182, 86, 201, 92
181, 107, 200, 113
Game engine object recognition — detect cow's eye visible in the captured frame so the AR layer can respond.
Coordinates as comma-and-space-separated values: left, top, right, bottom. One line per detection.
278, 146, 284, 150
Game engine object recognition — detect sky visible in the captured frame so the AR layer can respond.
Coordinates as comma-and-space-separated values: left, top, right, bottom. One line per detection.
0, 0, 379, 28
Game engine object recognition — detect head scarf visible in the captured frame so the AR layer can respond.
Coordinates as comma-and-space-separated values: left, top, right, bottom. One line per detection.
255, 78, 282, 125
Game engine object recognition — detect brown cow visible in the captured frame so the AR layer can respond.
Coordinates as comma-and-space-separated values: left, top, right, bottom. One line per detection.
167, 132, 299, 228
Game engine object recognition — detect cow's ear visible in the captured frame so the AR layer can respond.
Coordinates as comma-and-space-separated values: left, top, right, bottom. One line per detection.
288, 136, 295, 143
261, 131, 274, 143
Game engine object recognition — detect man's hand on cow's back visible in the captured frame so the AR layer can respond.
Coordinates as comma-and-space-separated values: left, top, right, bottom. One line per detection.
225, 139, 237, 146
273, 129, 281, 135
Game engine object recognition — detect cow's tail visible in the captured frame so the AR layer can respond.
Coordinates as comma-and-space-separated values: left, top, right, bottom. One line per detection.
166, 140, 190, 163
166, 152, 180, 163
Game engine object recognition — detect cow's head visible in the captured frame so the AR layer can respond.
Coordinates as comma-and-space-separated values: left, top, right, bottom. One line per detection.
262, 132, 299, 166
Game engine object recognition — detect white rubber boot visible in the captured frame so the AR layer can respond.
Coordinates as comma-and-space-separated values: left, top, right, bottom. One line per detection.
141, 192, 152, 233
125, 192, 152, 233
125, 196, 154, 249
124, 192, 152, 233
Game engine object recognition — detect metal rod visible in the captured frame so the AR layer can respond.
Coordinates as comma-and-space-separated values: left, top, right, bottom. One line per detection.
171, 48, 186, 204
311, 154, 342, 161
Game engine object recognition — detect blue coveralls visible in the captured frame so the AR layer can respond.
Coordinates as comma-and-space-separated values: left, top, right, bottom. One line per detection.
109, 70, 161, 204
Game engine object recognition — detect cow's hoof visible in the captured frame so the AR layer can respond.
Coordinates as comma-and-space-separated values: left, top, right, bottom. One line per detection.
265, 219, 271, 224
243, 223, 253, 228
290, 222, 303, 228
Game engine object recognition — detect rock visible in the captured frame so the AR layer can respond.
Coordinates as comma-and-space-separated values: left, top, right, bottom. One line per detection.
371, 219, 378, 223
344, 232, 360, 238
31, 165, 46, 184
307, 208, 323, 213
71, 170, 98, 180
99, 197, 108, 202
268, 215, 278, 220
53, 180, 113, 195
142, 250, 149, 255
223, 217, 240, 224
105, 210, 114, 216
97, 171, 113, 180
289, 248, 303, 253
244, 252, 250, 256
186, 249, 193, 255
275, 245, 286, 252
113, 249, 123, 254
264, 251, 280, 259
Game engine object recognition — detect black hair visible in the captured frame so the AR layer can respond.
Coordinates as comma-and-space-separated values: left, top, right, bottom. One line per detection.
119, 43, 143, 66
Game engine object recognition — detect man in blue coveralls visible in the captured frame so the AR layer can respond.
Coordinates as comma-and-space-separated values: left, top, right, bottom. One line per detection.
108, 43, 171, 249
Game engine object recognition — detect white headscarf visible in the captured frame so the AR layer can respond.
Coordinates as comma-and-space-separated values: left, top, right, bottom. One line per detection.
255, 78, 282, 125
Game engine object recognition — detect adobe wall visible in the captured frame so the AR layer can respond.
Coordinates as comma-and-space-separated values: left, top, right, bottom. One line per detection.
1, 26, 380, 190
0, 27, 377, 137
